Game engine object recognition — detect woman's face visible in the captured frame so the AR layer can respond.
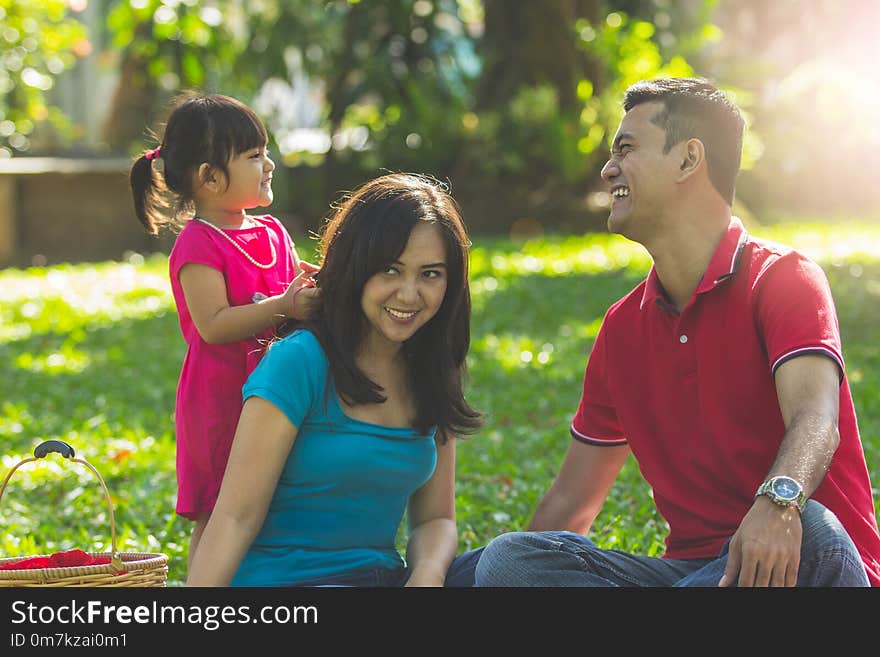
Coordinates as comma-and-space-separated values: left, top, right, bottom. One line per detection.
360, 221, 449, 351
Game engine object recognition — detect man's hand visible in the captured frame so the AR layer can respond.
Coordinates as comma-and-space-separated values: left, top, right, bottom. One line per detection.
718, 496, 802, 587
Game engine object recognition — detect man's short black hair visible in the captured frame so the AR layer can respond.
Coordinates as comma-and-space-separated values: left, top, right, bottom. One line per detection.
623, 77, 744, 205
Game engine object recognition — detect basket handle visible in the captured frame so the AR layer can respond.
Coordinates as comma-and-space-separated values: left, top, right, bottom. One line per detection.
0, 440, 123, 571
33, 439, 76, 459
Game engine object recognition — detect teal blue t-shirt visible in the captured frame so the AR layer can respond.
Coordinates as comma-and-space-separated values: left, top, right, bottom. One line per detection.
230, 329, 438, 586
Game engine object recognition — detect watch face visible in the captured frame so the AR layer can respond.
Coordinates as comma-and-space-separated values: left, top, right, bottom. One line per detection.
771, 477, 801, 501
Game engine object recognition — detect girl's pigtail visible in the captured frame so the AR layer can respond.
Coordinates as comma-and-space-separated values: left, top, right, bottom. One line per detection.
129, 150, 169, 235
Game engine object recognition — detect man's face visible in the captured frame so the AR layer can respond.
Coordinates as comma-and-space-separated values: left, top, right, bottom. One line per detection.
600, 101, 681, 241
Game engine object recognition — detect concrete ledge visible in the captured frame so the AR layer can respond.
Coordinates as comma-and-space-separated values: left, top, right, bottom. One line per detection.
0, 176, 13, 266
0, 157, 132, 175
0, 157, 171, 268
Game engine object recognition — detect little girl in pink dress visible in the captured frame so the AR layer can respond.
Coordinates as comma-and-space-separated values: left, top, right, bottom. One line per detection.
129, 93, 318, 567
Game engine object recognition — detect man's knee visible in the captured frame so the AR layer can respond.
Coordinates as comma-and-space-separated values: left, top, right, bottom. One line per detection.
475, 531, 554, 586
802, 500, 853, 551
799, 500, 868, 586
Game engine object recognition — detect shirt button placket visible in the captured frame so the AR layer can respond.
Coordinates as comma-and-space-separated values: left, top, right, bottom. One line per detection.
676, 321, 696, 378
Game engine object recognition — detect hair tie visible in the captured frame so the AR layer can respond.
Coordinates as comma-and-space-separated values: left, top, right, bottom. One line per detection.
145, 147, 161, 161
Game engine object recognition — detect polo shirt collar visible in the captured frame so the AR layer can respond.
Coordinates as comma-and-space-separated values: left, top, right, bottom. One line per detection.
639, 216, 749, 311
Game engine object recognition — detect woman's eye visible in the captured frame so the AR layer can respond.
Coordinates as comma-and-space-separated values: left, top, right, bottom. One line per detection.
384, 266, 399, 275
423, 270, 443, 279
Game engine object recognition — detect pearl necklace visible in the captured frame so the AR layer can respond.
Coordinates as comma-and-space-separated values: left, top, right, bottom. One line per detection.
194, 217, 277, 269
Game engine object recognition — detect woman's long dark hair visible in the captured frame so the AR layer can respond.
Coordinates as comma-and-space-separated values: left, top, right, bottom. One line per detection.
305, 173, 482, 442
129, 92, 268, 234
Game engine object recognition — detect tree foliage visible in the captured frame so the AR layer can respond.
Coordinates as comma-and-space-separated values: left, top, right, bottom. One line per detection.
5, 0, 722, 232
451, 0, 714, 233
0, 0, 88, 156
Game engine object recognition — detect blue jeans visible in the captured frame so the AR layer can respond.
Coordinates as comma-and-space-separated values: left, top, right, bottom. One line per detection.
474, 500, 869, 587
295, 551, 483, 587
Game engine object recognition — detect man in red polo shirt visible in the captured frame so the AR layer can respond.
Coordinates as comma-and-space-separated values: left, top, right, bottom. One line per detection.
475, 77, 880, 587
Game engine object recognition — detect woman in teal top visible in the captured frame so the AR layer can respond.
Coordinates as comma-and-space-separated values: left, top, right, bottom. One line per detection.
187, 173, 483, 586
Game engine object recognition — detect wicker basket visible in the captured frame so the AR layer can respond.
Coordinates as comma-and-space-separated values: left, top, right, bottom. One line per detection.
0, 440, 169, 587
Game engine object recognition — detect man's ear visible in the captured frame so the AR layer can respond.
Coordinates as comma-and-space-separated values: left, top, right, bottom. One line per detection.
197, 163, 221, 192
676, 138, 705, 182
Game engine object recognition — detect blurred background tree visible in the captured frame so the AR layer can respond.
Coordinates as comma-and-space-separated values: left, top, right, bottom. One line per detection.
0, 0, 90, 157
453, 0, 713, 234
2, 0, 879, 236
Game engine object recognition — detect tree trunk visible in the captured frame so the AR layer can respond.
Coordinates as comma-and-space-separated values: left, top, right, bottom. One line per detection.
101, 22, 159, 152
475, 0, 603, 111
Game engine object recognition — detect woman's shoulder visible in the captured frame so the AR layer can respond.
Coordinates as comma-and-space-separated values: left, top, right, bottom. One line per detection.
265, 328, 328, 368
244, 328, 331, 418
275, 326, 321, 347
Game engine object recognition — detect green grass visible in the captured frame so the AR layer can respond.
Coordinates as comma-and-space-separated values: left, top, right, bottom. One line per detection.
1, 222, 879, 585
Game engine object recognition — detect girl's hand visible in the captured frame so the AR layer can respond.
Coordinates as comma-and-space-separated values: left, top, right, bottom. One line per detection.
284, 261, 320, 320
297, 260, 321, 276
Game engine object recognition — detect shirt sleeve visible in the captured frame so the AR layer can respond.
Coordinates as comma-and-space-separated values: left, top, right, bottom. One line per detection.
242, 330, 328, 428
755, 251, 845, 380
570, 314, 628, 447
168, 224, 224, 282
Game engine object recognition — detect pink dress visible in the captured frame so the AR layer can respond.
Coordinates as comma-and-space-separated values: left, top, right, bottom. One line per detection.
168, 215, 300, 519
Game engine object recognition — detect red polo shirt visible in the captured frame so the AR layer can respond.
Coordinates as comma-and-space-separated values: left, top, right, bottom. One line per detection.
571, 217, 880, 586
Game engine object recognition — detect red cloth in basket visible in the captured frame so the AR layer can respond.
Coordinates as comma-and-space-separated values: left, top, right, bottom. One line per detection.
0, 549, 112, 570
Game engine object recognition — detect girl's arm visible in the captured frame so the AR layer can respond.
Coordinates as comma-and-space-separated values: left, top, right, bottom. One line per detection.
178, 262, 318, 344
403, 437, 458, 587
186, 396, 298, 586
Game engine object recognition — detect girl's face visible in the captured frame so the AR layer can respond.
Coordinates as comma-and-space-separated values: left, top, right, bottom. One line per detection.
360, 221, 448, 351
215, 145, 275, 211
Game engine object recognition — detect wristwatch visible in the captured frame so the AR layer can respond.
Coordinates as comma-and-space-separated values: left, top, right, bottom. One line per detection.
755, 476, 806, 512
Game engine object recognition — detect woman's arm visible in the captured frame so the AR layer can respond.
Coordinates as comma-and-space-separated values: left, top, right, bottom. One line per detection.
179, 262, 318, 344
186, 396, 298, 586
403, 437, 458, 587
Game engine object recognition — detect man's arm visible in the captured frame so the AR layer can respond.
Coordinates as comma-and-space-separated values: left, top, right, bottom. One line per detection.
766, 353, 840, 492
528, 439, 631, 533
719, 353, 840, 587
